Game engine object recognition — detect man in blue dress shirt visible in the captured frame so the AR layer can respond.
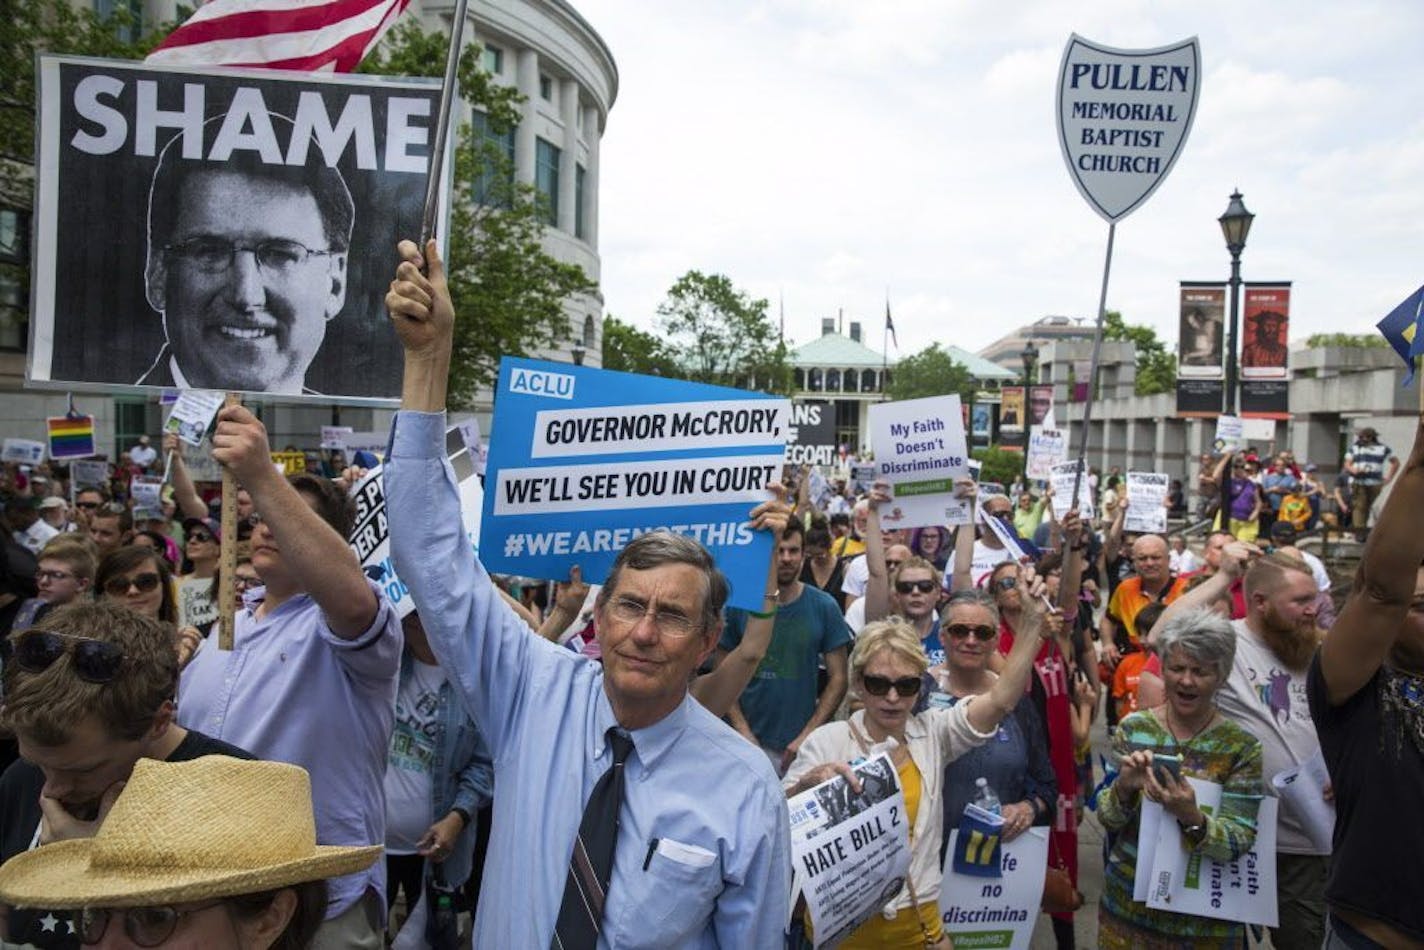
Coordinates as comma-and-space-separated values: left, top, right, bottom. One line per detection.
383, 240, 791, 948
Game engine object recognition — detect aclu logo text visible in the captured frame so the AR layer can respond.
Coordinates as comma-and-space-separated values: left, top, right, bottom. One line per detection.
510, 368, 575, 400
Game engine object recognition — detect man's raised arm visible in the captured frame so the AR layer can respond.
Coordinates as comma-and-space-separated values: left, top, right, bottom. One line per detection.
1324, 418, 1424, 705
383, 239, 539, 752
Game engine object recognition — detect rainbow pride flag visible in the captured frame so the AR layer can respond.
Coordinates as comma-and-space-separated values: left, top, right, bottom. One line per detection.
47, 415, 95, 460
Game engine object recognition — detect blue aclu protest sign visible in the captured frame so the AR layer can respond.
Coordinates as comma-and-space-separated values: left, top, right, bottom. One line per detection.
481, 358, 791, 611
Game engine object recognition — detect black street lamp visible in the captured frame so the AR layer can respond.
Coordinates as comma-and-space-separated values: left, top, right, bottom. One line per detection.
571, 340, 586, 366
1020, 339, 1039, 482
1219, 190, 1254, 416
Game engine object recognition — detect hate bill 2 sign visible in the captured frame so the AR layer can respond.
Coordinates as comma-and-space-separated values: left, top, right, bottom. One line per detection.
481, 359, 790, 611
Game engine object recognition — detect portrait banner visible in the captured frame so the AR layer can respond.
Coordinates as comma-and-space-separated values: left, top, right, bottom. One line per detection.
1056, 35, 1202, 222
29, 56, 447, 403
481, 358, 789, 612
1028, 384, 1055, 428
787, 754, 911, 950
971, 403, 992, 441
999, 386, 1025, 446
1179, 283, 1225, 377
1241, 285, 1291, 380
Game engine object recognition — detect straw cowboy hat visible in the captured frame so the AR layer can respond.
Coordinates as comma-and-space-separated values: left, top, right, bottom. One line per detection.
0, 756, 380, 908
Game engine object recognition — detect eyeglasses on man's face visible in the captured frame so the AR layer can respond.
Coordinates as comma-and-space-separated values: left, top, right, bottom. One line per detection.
164, 236, 335, 278
605, 595, 699, 638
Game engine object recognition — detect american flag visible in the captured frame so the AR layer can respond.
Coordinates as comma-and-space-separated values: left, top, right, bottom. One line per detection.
145, 0, 412, 72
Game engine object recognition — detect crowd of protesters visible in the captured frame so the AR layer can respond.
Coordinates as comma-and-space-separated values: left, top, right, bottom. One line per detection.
0, 239, 1414, 949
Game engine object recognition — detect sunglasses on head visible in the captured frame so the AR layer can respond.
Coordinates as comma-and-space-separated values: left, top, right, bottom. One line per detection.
4, 631, 126, 683
103, 572, 161, 597
945, 623, 997, 641
895, 579, 937, 594
861, 674, 922, 698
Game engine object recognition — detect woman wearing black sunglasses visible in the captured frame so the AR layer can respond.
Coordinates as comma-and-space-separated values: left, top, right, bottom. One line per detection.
94, 549, 203, 669
925, 589, 1056, 855
782, 572, 1052, 949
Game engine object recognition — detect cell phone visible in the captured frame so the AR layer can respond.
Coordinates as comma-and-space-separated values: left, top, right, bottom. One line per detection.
1150, 752, 1183, 784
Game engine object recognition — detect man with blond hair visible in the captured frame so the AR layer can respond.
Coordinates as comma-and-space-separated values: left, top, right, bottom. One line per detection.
4, 536, 98, 636
0, 601, 249, 947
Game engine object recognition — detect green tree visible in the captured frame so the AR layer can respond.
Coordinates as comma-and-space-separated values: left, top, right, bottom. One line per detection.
1305, 332, 1385, 348
1, 3, 177, 333
2, 3, 173, 208
1103, 310, 1176, 396
883, 343, 975, 402
601, 314, 683, 377
654, 271, 790, 391
361, 23, 596, 407
971, 446, 1023, 489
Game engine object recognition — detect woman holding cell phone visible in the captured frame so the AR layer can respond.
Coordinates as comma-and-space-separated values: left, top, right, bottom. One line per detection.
1095, 609, 1265, 949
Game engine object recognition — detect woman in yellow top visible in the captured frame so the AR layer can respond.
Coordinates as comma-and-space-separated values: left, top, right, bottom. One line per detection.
783, 570, 1050, 949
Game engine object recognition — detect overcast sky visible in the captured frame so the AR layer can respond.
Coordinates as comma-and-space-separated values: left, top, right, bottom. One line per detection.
574, 0, 1424, 360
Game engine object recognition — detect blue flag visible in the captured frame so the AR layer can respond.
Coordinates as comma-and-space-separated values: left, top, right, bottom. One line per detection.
1376, 284, 1424, 384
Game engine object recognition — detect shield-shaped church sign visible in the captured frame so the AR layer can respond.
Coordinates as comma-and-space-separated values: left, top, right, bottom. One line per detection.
1056, 34, 1201, 223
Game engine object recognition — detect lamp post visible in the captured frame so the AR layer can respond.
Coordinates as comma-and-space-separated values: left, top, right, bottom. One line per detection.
1218, 190, 1254, 416
1020, 339, 1039, 484
571, 340, 586, 366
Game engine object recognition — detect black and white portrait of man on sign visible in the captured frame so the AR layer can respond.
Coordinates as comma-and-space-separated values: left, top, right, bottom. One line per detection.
138, 121, 354, 394
27, 56, 445, 401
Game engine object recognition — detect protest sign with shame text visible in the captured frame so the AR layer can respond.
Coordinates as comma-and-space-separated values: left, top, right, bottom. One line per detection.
481, 359, 789, 611
29, 55, 446, 402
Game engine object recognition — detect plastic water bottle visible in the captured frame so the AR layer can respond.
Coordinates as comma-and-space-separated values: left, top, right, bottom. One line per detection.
973, 777, 1002, 816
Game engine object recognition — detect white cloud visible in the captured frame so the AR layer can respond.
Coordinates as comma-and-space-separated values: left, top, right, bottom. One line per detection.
578, 0, 1424, 354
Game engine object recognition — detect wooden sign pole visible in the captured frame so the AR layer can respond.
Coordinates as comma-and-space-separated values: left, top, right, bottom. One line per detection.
217, 392, 241, 650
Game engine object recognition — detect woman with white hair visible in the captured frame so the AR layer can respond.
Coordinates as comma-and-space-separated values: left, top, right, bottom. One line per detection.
1095, 609, 1265, 948
783, 568, 1052, 949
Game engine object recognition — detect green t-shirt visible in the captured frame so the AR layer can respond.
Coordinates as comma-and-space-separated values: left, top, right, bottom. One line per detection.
718, 584, 851, 751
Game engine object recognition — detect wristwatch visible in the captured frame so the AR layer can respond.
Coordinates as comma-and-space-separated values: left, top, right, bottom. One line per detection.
1178, 817, 1207, 846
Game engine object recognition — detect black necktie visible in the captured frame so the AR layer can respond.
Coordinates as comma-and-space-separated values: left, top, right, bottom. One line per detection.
552, 728, 634, 950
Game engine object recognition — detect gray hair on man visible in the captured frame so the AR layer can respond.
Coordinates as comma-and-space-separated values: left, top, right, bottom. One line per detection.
1152, 609, 1237, 682
596, 531, 729, 634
